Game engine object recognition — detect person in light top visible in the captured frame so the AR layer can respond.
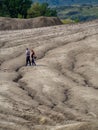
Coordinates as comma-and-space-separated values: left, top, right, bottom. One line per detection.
26, 48, 31, 66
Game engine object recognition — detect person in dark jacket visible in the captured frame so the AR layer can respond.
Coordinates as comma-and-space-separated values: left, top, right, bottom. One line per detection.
31, 49, 36, 66
26, 48, 31, 66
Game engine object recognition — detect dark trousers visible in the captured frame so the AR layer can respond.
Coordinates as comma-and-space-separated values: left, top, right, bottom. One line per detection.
32, 58, 36, 65
26, 56, 31, 66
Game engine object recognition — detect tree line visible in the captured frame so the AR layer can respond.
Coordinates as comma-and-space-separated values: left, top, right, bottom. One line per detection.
0, 0, 57, 18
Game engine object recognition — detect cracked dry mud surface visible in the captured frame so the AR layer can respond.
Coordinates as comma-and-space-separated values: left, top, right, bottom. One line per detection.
0, 20, 98, 130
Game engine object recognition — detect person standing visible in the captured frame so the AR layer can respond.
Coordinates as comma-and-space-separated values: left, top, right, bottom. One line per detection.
26, 48, 31, 66
31, 49, 36, 66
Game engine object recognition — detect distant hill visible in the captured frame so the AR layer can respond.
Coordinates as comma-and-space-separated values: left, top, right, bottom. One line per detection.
33, 0, 98, 6
56, 5, 98, 22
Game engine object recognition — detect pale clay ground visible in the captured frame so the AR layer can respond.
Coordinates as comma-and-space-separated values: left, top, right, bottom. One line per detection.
0, 20, 98, 130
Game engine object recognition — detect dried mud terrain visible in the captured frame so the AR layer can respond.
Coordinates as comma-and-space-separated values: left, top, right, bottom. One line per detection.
0, 20, 98, 130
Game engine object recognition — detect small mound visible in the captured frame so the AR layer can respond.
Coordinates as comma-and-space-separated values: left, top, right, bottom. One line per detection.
0, 16, 62, 30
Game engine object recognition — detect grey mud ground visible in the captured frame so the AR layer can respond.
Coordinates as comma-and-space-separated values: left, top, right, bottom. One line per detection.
0, 20, 98, 130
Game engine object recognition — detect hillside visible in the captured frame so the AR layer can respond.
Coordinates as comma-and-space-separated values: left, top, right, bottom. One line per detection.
0, 16, 62, 30
0, 20, 98, 130
57, 5, 98, 22
33, 0, 98, 6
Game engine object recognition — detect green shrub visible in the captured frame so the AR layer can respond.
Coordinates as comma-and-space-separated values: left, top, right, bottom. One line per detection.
27, 2, 57, 18
61, 19, 74, 24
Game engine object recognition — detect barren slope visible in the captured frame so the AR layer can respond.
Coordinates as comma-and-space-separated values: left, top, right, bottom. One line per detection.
0, 20, 98, 130
0, 16, 62, 30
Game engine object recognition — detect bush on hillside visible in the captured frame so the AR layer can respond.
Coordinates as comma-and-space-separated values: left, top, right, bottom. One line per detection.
27, 2, 57, 18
